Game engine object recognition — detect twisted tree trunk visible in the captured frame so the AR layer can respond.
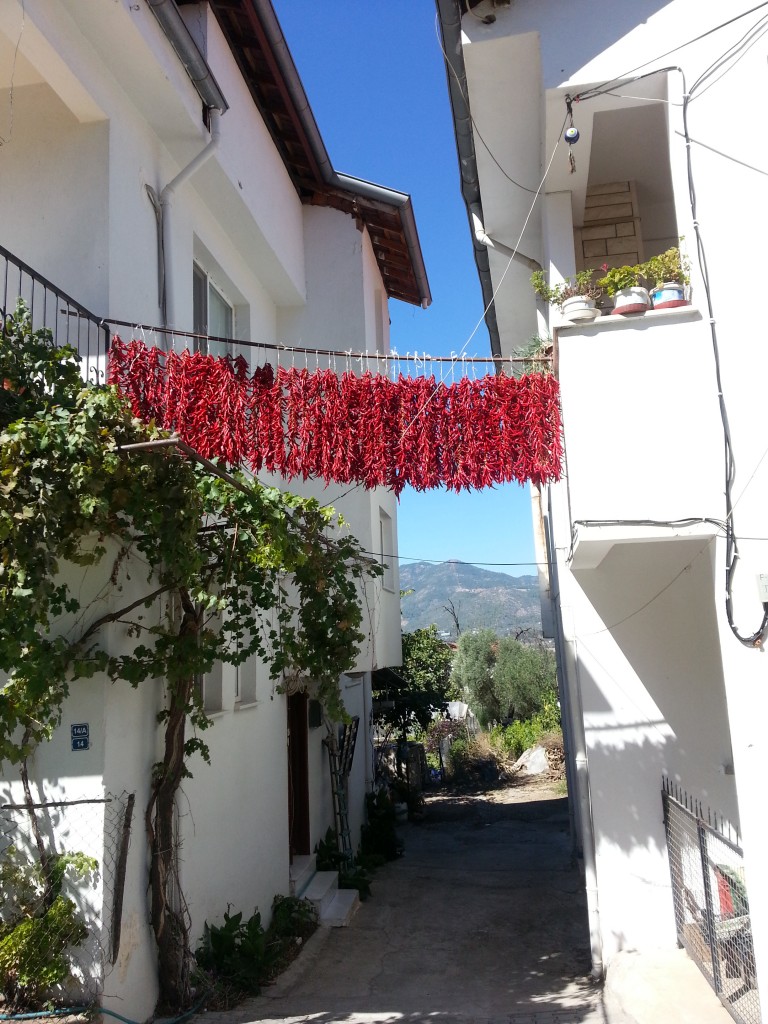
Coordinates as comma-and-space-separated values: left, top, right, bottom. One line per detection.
145, 593, 199, 1012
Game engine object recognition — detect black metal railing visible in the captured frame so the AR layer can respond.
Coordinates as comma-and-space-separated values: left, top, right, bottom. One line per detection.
662, 777, 761, 1024
1, 242, 109, 382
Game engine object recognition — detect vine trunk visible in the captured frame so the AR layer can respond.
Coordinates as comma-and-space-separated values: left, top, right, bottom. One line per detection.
145, 600, 198, 1011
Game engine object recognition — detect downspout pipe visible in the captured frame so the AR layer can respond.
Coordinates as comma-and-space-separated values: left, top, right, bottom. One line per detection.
546, 489, 604, 981
145, 0, 228, 328
158, 108, 222, 329
470, 202, 542, 274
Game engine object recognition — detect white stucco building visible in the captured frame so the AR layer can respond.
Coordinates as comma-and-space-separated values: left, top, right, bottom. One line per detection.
0, 0, 429, 1015
437, 0, 768, 1018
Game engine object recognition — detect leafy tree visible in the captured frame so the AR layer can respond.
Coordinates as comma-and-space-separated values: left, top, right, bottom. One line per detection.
0, 302, 377, 1010
448, 629, 498, 724
450, 629, 556, 727
374, 625, 453, 740
494, 636, 557, 722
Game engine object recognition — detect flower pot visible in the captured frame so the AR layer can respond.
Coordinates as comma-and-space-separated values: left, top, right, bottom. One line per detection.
560, 295, 600, 323
611, 286, 651, 315
650, 281, 688, 310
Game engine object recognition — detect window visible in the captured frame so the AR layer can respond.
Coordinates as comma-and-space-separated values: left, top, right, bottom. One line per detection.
193, 264, 233, 358
195, 660, 223, 714
236, 654, 258, 707
379, 509, 394, 592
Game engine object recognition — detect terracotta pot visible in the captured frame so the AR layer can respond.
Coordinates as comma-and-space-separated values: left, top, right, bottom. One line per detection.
561, 295, 600, 323
611, 286, 651, 315
650, 282, 688, 309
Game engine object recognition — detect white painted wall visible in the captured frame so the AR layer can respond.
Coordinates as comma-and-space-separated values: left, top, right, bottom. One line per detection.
460, 0, 768, 996
0, 1, 410, 1013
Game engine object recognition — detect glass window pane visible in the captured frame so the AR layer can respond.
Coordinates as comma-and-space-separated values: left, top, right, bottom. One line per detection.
208, 282, 233, 357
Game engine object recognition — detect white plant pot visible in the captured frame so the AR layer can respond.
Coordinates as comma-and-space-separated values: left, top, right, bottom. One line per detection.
560, 295, 600, 323
650, 282, 688, 310
611, 286, 651, 315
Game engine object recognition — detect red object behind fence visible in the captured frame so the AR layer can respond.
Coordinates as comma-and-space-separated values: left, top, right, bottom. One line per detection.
108, 338, 562, 494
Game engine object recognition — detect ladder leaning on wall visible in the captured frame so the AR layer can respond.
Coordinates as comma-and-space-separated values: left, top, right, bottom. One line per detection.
326, 717, 359, 861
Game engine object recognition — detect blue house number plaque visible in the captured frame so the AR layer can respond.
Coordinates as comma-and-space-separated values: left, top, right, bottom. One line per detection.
71, 723, 89, 751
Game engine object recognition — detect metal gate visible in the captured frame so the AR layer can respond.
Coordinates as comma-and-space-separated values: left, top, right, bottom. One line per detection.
662, 778, 761, 1024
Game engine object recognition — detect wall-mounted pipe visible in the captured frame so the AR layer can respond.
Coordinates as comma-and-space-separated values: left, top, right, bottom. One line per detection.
145, 0, 228, 114
158, 108, 221, 329
146, 109, 222, 328
144, 0, 228, 328
470, 203, 542, 273
545, 489, 604, 982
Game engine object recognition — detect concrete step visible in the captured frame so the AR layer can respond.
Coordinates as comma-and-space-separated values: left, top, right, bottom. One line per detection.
289, 854, 316, 897
320, 887, 360, 928
302, 869, 338, 917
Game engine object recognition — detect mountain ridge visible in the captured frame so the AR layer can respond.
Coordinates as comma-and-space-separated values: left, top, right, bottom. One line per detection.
399, 559, 542, 638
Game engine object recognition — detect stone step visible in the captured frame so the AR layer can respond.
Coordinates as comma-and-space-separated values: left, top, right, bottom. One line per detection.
289, 854, 316, 897
302, 869, 338, 917
320, 887, 360, 928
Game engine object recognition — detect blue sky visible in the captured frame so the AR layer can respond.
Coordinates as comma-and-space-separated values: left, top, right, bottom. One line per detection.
272, 1, 538, 573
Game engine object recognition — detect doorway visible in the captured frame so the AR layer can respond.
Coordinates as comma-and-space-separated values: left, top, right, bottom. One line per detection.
287, 692, 310, 860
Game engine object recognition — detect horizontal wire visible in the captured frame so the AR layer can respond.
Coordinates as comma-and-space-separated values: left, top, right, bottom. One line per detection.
102, 318, 543, 364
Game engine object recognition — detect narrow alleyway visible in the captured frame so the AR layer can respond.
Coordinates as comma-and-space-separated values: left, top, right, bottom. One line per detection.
199, 780, 630, 1024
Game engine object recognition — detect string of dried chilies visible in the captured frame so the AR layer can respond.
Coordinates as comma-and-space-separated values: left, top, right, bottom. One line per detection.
108, 338, 563, 495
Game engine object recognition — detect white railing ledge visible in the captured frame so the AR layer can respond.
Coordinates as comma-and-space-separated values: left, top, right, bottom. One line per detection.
557, 304, 703, 334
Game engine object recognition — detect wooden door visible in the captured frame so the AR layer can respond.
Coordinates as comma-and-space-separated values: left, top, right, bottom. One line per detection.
287, 692, 310, 859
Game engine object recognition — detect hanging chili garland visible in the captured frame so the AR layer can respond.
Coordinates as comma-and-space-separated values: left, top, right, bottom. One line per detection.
108, 338, 562, 494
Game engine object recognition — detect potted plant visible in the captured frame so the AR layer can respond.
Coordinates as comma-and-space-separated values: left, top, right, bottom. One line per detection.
597, 262, 651, 315
641, 246, 690, 309
530, 269, 602, 323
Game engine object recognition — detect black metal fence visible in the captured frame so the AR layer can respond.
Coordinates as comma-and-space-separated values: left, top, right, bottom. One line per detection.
1, 242, 109, 383
662, 777, 761, 1024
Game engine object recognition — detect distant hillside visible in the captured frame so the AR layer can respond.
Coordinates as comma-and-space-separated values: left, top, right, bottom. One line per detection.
399, 560, 542, 638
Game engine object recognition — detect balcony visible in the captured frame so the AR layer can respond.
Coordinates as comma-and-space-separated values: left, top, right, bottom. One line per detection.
1, 243, 109, 384
555, 304, 726, 570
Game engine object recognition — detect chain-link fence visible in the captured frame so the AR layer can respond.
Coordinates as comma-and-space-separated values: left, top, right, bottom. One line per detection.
662, 778, 761, 1024
0, 791, 135, 1010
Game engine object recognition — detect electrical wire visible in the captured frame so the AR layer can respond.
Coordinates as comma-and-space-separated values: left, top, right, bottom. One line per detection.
688, 11, 768, 101
434, 11, 539, 194
322, 108, 567, 510
364, 551, 543, 567
564, 21, 768, 646
674, 130, 768, 178
572, 2, 768, 102
679, 65, 768, 646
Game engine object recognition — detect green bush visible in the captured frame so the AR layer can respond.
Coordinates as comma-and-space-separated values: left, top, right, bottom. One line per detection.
488, 701, 562, 761
196, 896, 318, 1000
448, 737, 470, 775
314, 827, 372, 900
0, 846, 95, 1009
0, 895, 87, 1007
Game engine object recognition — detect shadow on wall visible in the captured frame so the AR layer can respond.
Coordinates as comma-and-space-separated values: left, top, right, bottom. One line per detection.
502, 0, 679, 86
569, 535, 738, 856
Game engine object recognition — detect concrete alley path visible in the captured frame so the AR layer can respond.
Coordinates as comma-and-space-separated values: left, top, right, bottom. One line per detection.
200, 780, 633, 1024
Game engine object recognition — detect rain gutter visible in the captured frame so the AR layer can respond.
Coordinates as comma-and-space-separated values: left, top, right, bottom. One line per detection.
435, 0, 501, 356
143, 1, 228, 328
251, 0, 431, 309
145, 0, 228, 114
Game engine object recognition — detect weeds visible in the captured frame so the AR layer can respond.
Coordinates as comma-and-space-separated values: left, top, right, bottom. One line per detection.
194, 896, 318, 1008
